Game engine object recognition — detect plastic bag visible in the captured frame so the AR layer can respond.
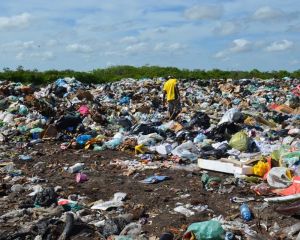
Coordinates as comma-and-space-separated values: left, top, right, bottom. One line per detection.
172, 141, 199, 161
137, 133, 163, 146
276, 176, 300, 196
194, 133, 207, 143
119, 96, 130, 105
229, 131, 250, 152
282, 152, 300, 167
78, 105, 90, 116
183, 220, 224, 240
104, 133, 123, 149
76, 135, 92, 145
267, 167, 292, 188
219, 108, 242, 125
189, 112, 210, 129
19, 104, 28, 115
156, 143, 173, 155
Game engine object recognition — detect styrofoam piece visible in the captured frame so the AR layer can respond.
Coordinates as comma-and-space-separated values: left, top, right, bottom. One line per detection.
198, 158, 253, 175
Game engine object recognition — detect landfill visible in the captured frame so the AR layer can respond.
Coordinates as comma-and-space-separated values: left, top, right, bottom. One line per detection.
0, 76, 299, 239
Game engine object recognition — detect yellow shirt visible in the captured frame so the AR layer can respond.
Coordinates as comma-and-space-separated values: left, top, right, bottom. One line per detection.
163, 78, 177, 101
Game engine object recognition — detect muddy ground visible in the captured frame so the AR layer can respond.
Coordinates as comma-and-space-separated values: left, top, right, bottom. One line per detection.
0, 141, 298, 239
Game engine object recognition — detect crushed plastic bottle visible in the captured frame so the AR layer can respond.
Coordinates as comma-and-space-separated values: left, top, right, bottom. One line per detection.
225, 232, 234, 240
240, 203, 252, 221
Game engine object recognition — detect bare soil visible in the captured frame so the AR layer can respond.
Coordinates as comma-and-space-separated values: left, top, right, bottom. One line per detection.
0, 142, 298, 239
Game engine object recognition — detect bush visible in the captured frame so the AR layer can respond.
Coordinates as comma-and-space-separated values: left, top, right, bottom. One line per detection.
0, 66, 299, 85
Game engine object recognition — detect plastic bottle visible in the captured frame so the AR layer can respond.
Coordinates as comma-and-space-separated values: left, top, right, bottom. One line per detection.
225, 231, 234, 240
67, 163, 84, 173
240, 203, 252, 221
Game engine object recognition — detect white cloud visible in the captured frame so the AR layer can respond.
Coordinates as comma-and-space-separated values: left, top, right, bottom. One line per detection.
125, 42, 147, 53
214, 38, 252, 58
103, 50, 124, 57
16, 52, 25, 60
22, 41, 37, 49
184, 5, 223, 20
31, 51, 54, 60
16, 51, 54, 61
1, 40, 38, 51
287, 24, 300, 32
0, 13, 32, 30
106, 61, 115, 67
253, 6, 283, 20
214, 50, 227, 59
119, 36, 139, 44
169, 43, 186, 51
154, 42, 186, 52
290, 59, 300, 65
153, 43, 165, 51
46, 39, 58, 47
265, 40, 293, 52
153, 27, 168, 33
66, 43, 93, 53
213, 21, 241, 36
231, 39, 252, 53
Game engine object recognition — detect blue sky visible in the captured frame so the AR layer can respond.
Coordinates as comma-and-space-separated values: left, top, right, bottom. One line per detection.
0, 0, 299, 71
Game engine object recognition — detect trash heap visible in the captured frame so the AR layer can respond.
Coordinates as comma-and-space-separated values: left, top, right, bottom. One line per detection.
0, 77, 300, 239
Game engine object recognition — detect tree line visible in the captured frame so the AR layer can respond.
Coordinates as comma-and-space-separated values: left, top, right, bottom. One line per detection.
0, 65, 299, 85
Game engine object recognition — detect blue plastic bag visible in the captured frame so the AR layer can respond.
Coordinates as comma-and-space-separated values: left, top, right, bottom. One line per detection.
140, 176, 169, 184
119, 96, 130, 105
76, 135, 92, 145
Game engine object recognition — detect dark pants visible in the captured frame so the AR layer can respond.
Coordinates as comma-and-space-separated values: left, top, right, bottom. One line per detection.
168, 99, 181, 120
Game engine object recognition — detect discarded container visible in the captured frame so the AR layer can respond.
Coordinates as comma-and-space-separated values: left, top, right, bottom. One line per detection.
225, 232, 234, 240
18, 155, 32, 161
67, 163, 84, 173
240, 203, 252, 221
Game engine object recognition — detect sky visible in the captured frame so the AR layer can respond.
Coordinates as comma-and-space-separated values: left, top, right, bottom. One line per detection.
0, 0, 299, 71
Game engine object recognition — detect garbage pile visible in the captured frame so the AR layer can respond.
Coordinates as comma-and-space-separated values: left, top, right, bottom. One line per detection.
0, 76, 300, 239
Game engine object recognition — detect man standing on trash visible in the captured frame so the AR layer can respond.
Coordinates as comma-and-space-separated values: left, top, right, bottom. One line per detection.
162, 76, 181, 120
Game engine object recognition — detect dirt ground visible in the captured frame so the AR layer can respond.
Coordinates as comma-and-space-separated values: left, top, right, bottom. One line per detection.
0, 141, 298, 239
